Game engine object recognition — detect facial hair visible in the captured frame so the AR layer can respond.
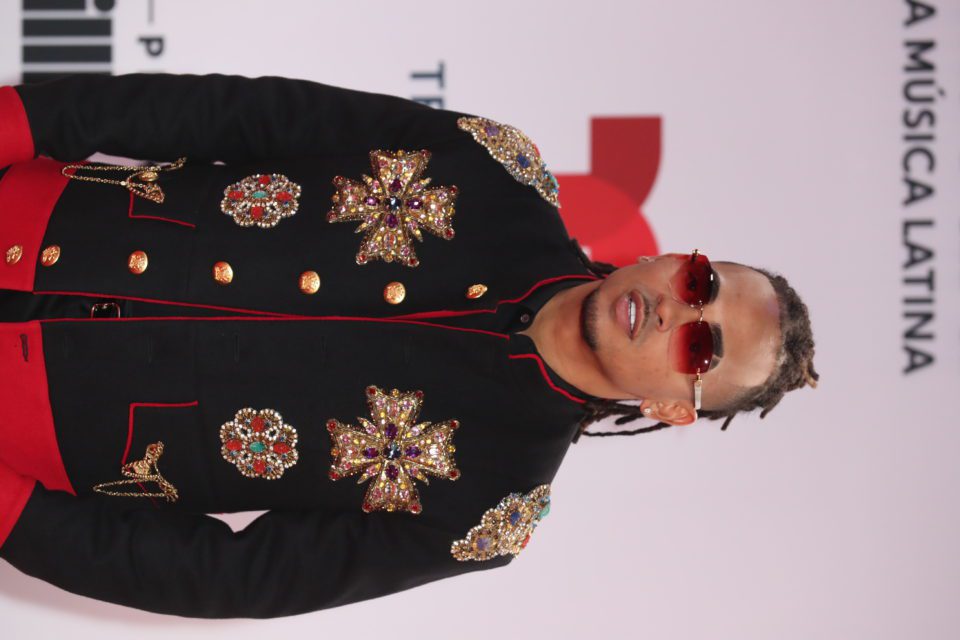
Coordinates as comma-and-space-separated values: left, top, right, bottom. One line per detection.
580, 286, 601, 351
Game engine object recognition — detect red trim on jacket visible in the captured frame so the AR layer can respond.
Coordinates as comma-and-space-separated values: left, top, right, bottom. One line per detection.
387, 274, 598, 320
0, 87, 34, 168
0, 158, 72, 291
125, 401, 200, 466
34, 290, 296, 317
38, 314, 512, 340
128, 191, 197, 228
508, 353, 587, 404
0, 461, 35, 549
0, 321, 75, 495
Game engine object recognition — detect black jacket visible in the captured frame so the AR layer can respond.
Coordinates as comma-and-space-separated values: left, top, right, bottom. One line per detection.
0, 73, 597, 618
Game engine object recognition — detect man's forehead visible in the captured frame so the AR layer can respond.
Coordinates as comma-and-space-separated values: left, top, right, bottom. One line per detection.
708, 262, 781, 393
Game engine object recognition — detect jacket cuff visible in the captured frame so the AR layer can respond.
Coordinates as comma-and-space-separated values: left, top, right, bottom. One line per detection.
0, 462, 36, 550
0, 86, 35, 168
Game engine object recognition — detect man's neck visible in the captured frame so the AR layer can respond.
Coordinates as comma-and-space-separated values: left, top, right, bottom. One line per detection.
518, 280, 625, 400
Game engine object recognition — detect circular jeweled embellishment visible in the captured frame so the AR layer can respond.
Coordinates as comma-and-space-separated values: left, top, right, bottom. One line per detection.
219, 408, 300, 480
220, 173, 302, 229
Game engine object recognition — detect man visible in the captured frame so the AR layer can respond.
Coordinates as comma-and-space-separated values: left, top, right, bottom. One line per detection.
0, 74, 817, 618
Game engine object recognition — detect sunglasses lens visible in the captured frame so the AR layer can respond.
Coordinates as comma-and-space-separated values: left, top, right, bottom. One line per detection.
669, 321, 714, 374
670, 253, 714, 306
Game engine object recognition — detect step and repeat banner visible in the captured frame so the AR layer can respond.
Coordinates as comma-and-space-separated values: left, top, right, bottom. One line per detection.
0, 1, 958, 639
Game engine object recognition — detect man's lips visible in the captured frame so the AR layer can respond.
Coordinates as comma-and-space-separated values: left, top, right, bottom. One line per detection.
615, 290, 645, 339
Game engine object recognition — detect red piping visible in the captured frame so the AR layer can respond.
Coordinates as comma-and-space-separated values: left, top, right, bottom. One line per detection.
388, 274, 597, 320
128, 191, 196, 228
508, 353, 586, 404
38, 314, 511, 340
124, 401, 200, 465
33, 290, 294, 317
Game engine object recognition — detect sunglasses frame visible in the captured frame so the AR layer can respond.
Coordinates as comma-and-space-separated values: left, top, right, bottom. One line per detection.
669, 249, 716, 412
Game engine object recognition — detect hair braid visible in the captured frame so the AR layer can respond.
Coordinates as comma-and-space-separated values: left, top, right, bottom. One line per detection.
567, 240, 818, 441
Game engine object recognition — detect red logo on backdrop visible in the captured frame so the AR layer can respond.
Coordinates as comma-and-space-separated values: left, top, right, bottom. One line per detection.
554, 117, 661, 266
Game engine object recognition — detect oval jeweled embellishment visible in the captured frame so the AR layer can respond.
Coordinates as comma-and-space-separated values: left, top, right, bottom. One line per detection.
221, 173, 302, 228
451, 484, 552, 561
457, 117, 560, 208
219, 408, 299, 479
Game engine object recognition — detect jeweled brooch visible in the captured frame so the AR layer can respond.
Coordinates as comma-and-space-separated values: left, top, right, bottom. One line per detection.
221, 173, 302, 228
326, 385, 460, 514
326, 150, 458, 267
457, 117, 560, 207
219, 408, 299, 479
451, 484, 552, 561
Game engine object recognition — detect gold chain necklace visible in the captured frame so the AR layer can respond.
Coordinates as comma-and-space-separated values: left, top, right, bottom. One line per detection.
62, 157, 187, 203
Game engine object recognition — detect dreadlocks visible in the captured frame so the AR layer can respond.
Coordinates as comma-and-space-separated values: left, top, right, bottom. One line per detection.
568, 240, 818, 439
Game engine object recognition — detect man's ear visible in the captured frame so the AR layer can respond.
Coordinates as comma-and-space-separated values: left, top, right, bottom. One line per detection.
640, 400, 697, 426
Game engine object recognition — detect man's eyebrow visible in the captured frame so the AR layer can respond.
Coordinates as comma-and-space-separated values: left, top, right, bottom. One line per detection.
709, 268, 722, 303
708, 322, 724, 370
706, 268, 723, 370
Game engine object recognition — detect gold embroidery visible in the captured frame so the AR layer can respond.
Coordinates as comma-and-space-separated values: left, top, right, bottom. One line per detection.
457, 117, 560, 207
92, 442, 179, 501
326, 385, 460, 514
451, 484, 551, 561
220, 173, 302, 228
219, 408, 299, 479
326, 150, 458, 267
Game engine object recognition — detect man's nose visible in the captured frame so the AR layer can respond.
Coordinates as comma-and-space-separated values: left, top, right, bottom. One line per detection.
655, 297, 702, 331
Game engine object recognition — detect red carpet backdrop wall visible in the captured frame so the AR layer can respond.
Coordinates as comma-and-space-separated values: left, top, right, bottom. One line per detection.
0, 1, 958, 639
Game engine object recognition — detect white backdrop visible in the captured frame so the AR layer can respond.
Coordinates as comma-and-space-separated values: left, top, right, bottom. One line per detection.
1, 1, 959, 638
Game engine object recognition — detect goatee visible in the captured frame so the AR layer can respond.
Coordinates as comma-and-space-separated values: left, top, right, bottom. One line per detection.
580, 287, 601, 351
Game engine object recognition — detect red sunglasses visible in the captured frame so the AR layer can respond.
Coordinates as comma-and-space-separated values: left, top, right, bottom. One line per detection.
665, 250, 718, 411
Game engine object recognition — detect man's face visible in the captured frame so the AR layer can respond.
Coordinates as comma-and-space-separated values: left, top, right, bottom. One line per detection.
580, 254, 782, 413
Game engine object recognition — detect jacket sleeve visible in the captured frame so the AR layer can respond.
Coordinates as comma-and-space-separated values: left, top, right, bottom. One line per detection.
0, 461, 36, 549
0, 482, 509, 618
0, 73, 444, 169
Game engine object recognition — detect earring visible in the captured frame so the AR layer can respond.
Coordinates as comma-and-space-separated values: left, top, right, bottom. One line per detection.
643, 407, 652, 415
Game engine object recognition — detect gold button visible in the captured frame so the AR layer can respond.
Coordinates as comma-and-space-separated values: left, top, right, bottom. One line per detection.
128, 250, 149, 274
40, 244, 61, 267
383, 281, 406, 305
299, 270, 321, 295
5, 244, 23, 266
466, 283, 488, 299
213, 261, 234, 285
